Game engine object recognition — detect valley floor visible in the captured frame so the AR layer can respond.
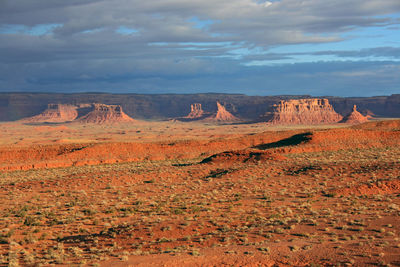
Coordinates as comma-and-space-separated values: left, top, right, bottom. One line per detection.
0, 120, 399, 266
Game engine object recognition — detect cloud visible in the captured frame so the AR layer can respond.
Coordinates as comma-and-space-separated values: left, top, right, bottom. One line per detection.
0, 0, 399, 95
312, 47, 400, 59
1, 58, 398, 97
2, 0, 399, 43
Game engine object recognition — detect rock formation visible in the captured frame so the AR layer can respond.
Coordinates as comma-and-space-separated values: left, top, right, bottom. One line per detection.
77, 104, 134, 124
2, 93, 400, 122
186, 103, 205, 119
340, 105, 369, 124
267, 98, 343, 125
203, 102, 240, 123
173, 103, 210, 122
22, 104, 78, 123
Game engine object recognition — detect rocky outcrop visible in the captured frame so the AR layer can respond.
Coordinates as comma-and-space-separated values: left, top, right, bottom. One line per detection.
2, 93, 400, 122
21, 103, 135, 124
175, 103, 210, 121
340, 105, 369, 124
203, 102, 240, 123
186, 103, 205, 119
267, 98, 343, 125
22, 104, 78, 123
77, 104, 135, 124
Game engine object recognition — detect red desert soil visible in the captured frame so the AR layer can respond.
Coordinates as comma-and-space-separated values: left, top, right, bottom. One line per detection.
2, 124, 398, 171
0, 119, 399, 266
337, 179, 400, 196
352, 118, 400, 130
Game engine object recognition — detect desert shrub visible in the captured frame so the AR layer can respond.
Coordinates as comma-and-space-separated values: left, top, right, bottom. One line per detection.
24, 216, 40, 226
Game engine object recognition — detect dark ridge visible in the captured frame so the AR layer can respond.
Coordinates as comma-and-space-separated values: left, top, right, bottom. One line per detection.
254, 132, 312, 150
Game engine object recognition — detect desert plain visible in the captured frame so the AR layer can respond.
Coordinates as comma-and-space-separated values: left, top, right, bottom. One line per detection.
0, 117, 399, 266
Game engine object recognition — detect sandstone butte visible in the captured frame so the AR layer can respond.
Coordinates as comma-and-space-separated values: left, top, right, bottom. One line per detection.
21, 103, 79, 123
77, 103, 135, 124
185, 103, 206, 119
267, 98, 343, 125
340, 105, 369, 124
202, 102, 240, 122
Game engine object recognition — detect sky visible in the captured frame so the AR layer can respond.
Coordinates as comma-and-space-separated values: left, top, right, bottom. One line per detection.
0, 0, 399, 96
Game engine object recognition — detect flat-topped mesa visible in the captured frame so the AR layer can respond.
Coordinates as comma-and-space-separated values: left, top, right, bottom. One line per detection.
186, 103, 205, 119
340, 105, 369, 124
204, 102, 240, 122
267, 98, 343, 125
77, 103, 135, 124
22, 104, 78, 123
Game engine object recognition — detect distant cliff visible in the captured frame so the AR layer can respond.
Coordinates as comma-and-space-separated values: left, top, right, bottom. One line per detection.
0, 93, 399, 122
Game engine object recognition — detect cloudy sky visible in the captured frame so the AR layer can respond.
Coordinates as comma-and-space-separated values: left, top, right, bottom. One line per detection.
0, 0, 399, 96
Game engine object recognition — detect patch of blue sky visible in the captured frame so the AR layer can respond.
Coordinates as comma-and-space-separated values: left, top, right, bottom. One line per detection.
116, 26, 138, 35
243, 54, 347, 67
243, 53, 399, 67
197, 54, 239, 60
188, 16, 215, 30
340, 26, 400, 47
149, 41, 235, 50
148, 42, 171, 46
210, 32, 234, 38
176, 42, 242, 54
0, 23, 61, 35
225, 47, 264, 60
229, 47, 264, 56
181, 41, 232, 46
81, 28, 104, 34
179, 47, 213, 51
264, 21, 400, 63
253, 0, 280, 4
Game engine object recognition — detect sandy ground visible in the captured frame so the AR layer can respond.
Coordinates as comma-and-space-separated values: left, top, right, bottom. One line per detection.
0, 119, 399, 266
0, 120, 350, 146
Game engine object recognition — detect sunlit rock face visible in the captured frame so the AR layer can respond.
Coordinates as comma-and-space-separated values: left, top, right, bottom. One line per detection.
267, 98, 343, 125
77, 103, 135, 124
22, 104, 79, 123
340, 105, 369, 124
203, 102, 240, 122
186, 103, 205, 119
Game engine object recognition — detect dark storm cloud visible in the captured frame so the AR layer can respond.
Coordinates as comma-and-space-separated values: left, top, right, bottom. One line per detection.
0, 0, 399, 95
1, 59, 398, 97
